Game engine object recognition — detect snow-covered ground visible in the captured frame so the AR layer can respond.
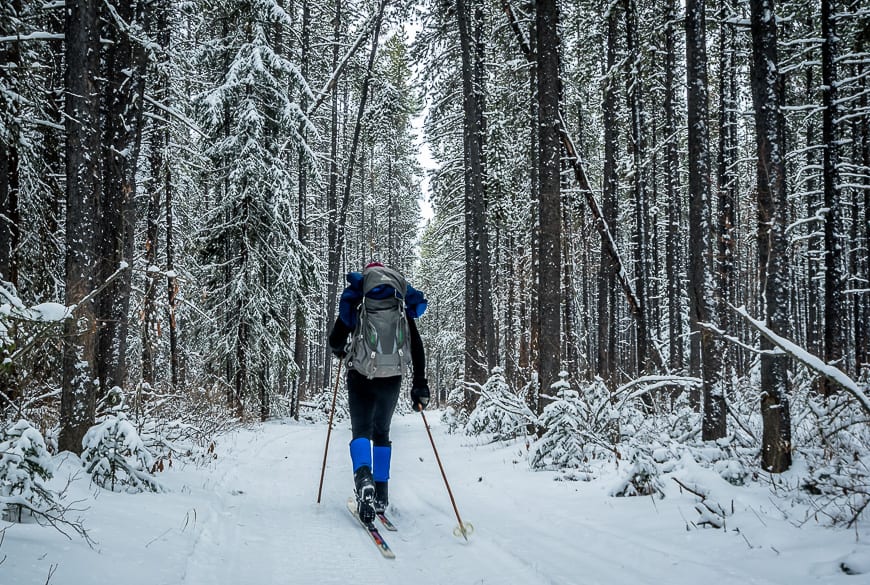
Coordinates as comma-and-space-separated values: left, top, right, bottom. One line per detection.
3, 413, 869, 585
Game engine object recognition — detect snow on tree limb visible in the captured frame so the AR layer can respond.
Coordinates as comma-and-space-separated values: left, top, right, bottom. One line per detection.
734, 305, 870, 415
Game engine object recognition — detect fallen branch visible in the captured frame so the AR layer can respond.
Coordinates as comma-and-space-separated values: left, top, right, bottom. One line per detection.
733, 305, 870, 416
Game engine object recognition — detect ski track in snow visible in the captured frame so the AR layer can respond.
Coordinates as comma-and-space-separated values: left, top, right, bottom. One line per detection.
4, 413, 869, 585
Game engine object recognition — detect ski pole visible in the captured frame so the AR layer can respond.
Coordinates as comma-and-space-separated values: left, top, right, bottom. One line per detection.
317, 360, 342, 504
420, 409, 472, 540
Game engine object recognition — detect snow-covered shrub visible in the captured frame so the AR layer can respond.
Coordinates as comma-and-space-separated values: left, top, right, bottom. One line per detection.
0, 420, 57, 521
529, 373, 587, 471
714, 458, 750, 486
610, 448, 664, 498
445, 381, 466, 410
793, 394, 870, 525
441, 405, 467, 435
82, 414, 163, 493
301, 387, 349, 424
465, 367, 534, 441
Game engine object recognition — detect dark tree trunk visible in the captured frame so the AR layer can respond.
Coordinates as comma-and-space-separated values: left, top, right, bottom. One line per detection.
59, 0, 102, 454
165, 131, 179, 390
803, 17, 821, 361
687, 0, 726, 440
750, 0, 792, 472
664, 0, 683, 374
526, 16, 540, 414
0, 0, 21, 287
97, 0, 148, 394
717, 0, 738, 384
324, 0, 342, 387
536, 0, 562, 397
624, 0, 650, 376
142, 2, 171, 391
599, 8, 619, 387
857, 34, 870, 376
292, 0, 311, 419
457, 0, 493, 399
820, 0, 847, 395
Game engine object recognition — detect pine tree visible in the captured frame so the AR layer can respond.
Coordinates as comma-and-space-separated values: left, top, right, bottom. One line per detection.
0, 419, 56, 521
465, 367, 535, 441
529, 373, 587, 471
193, 0, 318, 419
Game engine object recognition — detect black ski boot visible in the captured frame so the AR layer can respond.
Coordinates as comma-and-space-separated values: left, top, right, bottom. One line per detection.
374, 481, 388, 514
354, 466, 376, 524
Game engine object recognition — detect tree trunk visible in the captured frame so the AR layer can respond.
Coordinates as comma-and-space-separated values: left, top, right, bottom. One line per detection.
820, 0, 847, 396
97, 0, 148, 394
59, 0, 101, 454
664, 0, 683, 374
624, 0, 650, 377
599, 8, 619, 387
687, 0, 726, 440
0, 0, 21, 288
857, 34, 869, 376
457, 0, 493, 398
749, 0, 792, 472
324, 0, 343, 388
292, 0, 311, 419
536, 0, 562, 397
717, 0, 738, 386
142, 1, 171, 391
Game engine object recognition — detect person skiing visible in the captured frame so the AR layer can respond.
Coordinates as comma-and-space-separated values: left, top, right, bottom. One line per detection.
328, 262, 430, 524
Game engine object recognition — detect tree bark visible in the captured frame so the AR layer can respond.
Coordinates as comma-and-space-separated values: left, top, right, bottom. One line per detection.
749, 0, 792, 472
98, 0, 148, 394
324, 0, 343, 387
599, 8, 619, 387
457, 0, 493, 398
59, 0, 102, 454
624, 0, 650, 376
664, 0, 683, 374
687, 0, 726, 440
820, 0, 846, 396
0, 0, 21, 288
536, 0, 562, 397
292, 0, 311, 419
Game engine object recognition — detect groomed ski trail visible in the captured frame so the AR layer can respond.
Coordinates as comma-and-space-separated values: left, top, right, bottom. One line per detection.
164, 413, 866, 585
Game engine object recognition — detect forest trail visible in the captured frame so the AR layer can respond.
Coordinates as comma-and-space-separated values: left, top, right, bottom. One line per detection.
6, 413, 866, 585
171, 415, 859, 585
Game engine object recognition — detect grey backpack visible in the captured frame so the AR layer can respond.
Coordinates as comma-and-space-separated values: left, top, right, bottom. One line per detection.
347, 266, 412, 378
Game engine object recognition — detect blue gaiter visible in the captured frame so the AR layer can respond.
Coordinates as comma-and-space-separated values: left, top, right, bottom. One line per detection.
373, 445, 391, 482
349, 438, 372, 471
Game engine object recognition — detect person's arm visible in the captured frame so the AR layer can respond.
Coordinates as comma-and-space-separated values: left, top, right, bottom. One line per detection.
328, 317, 352, 357
408, 316, 426, 381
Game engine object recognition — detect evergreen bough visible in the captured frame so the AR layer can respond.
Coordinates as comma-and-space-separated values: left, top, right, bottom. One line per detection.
465, 367, 534, 441
82, 414, 163, 493
530, 373, 587, 471
0, 419, 57, 521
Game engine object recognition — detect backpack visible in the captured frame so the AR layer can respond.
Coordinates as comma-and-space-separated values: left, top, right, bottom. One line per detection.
346, 265, 412, 379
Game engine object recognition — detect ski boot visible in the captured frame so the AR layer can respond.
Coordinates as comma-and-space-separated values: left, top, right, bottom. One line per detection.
374, 481, 388, 514
354, 466, 376, 524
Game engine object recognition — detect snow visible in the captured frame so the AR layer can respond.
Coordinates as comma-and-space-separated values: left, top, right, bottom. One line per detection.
3, 414, 868, 584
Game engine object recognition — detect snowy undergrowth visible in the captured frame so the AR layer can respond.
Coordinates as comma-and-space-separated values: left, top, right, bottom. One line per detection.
461, 366, 870, 533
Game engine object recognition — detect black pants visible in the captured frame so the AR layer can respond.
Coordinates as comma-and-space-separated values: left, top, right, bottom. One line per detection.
347, 369, 401, 446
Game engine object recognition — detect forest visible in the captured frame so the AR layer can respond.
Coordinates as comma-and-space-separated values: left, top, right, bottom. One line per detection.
1, 0, 869, 542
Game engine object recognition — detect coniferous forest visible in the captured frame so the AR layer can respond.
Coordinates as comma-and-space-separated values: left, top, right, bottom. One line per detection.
1, 0, 870, 542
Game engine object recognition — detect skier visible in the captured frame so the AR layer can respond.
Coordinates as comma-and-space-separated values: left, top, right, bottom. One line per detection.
328, 262, 430, 524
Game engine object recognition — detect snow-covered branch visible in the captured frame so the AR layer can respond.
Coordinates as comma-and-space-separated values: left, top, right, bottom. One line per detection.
734, 306, 870, 415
